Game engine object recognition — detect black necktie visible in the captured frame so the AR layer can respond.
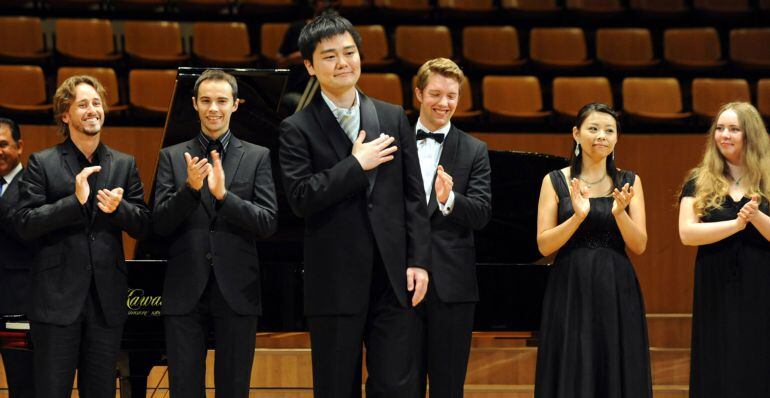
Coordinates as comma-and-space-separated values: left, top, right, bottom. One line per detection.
206, 139, 224, 160
416, 129, 445, 144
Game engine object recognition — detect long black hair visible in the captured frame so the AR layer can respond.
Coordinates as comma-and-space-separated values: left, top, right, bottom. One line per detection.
570, 102, 621, 191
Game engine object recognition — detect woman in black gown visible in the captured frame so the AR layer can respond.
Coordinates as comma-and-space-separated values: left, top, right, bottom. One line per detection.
534, 103, 652, 398
678, 102, 770, 398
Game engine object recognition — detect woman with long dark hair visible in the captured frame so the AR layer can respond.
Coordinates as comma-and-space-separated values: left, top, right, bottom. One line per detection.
679, 102, 770, 397
534, 103, 652, 398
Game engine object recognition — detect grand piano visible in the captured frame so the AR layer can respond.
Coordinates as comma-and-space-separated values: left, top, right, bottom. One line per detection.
0, 67, 567, 397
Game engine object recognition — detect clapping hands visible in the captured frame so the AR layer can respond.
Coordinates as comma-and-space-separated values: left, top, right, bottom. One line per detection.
612, 183, 635, 217
570, 178, 590, 220
737, 195, 760, 228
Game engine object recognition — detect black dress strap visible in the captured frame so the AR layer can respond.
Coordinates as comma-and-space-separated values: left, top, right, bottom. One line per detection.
548, 170, 570, 198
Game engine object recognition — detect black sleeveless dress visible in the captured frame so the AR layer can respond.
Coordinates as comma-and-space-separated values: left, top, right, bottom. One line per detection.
682, 180, 770, 398
534, 170, 652, 398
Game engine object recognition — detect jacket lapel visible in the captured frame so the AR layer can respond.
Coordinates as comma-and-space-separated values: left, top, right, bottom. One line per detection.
59, 143, 80, 181
186, 138, 214, 218
5, 168, 23, 200
310, 91, 353, 162
358, 92, 380, 194
91, 145, 112, 222
427, 125, 459, 217
223, 136, 244, 190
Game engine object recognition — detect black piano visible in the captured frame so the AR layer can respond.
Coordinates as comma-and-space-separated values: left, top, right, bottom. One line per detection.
1, 67, 567, 397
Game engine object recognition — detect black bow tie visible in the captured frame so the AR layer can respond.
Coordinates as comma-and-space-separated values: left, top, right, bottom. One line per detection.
416, 129, 445, 144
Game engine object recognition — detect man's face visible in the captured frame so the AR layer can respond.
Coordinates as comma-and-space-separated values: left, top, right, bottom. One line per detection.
62, 83, 105, 138
192, 79, 238, 139
304, 32, 361, 96
415, 73, 459, 132
0, 124, 22, 177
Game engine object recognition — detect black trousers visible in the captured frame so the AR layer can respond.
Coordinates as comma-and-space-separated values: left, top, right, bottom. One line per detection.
30, 284, 123, 398
416, 283, 476, 398
0, 348, 34, 398
307, 257, 420, 398
164, 272, 258, 398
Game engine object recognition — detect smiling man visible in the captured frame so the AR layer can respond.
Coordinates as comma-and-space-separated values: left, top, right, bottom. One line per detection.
413, 58, 492, 398
279, 11, 431, 398
14, 75, 151, 398
152, 69, 277, 398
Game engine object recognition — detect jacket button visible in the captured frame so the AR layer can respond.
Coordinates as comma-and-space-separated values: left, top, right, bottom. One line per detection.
89, 233, 95, 241
368, 203, 373, 210
205, 252, 212, 260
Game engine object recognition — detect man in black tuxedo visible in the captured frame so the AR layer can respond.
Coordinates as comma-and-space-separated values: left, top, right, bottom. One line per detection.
412, 58, 492, 397
14, 75, 151, 398
0, 118, 34, 398
278, 12, 431, 398
153, 69, 278, 398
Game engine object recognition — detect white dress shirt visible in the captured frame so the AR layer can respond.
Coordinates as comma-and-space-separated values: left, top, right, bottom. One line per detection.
415, 119, 454, 215
0, 162, 21, 197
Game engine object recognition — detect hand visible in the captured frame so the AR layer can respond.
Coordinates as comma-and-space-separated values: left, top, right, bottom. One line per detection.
434, 165, 453, 205
96, 187, 123, 214
611, 183, 635, 216
184, 152, 210, 191
207, 150, 226, 200
737, 195, 760, 225
75, 166, 101, 205
570, 178, 590, 220
406, 267, 429, 306
352, 131, 397, 171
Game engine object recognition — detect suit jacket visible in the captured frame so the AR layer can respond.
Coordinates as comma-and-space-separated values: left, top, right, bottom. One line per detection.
425, 126, 492, 303
14, 142, 151, 327
0, 168, 34, 314
279, 90, 431, 316
153, 135, 278, 316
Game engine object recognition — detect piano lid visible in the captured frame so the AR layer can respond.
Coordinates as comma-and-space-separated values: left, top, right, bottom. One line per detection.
160, 67, 290, 150
475, 150, 568, 264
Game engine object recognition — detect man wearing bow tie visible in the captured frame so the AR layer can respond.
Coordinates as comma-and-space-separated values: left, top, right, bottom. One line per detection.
153, 69, 278, 398
278, 12, 431, 398
413, 58, 492, 397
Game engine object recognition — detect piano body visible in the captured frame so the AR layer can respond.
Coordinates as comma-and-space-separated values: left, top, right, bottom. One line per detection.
0, 68, 567, 397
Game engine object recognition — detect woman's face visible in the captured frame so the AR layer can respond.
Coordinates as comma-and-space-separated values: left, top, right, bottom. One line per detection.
573, 111, 618, 161
713, 109, 744, 165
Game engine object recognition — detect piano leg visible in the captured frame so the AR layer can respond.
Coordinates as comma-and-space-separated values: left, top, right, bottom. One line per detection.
117, 350, 165, 398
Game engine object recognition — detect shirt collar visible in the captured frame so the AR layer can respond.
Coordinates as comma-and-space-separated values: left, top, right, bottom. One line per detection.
321, 90, 360, 117
2, 162, 22, 184
65, 137, 102, 164
415, 119, 451, 138
198, 129, 232, 153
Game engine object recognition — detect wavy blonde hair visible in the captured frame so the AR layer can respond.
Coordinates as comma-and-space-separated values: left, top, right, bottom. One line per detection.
53, 75, 108, 137
686, 102, 770, 215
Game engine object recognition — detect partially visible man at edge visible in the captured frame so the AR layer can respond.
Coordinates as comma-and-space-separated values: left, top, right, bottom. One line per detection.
0, 117, 35, 398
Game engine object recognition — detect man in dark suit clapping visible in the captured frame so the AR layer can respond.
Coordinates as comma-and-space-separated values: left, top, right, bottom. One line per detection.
14, 75, 151, 398
152, 69, 278, 398
412, 58, 492, 397
0, 118, 34, 398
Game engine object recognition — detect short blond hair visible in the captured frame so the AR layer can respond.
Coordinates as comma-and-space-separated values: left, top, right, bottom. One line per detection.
53, 75, 108, 136
415, 57, 464, 92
